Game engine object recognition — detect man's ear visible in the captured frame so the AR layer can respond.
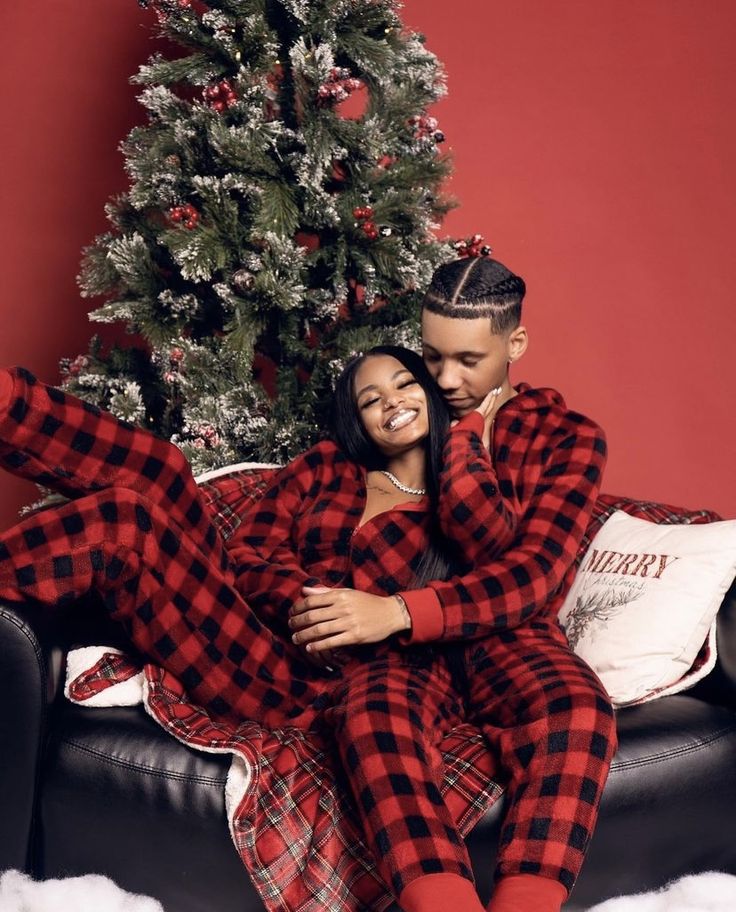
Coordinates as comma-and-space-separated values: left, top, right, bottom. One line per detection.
507, 325, 528, 364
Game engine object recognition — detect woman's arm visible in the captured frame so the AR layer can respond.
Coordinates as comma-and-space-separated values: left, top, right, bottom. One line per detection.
226, 448, 325, 639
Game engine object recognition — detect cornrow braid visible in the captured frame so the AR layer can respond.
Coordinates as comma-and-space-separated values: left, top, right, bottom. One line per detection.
423, 257, 526, 334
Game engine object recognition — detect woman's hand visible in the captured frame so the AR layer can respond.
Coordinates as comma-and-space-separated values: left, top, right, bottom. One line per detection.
289, 586, 408, 653
474, 385, 503, 448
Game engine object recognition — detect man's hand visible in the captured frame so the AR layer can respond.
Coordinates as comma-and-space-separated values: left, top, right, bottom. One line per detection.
289, 586, 409, 653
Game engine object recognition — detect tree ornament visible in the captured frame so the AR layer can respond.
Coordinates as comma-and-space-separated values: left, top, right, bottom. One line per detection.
316, 67, 364, 109
454, 234, 492, 258
408, 114, 444, 143
361, 220, 379, 239
232, 268, 256, 291
352, 205, 374, 221
379, 226, 393, 237
204, 79, 238, 112
294, 231, 320, 252
63, 354, 90, 377
168, 203, 199, 230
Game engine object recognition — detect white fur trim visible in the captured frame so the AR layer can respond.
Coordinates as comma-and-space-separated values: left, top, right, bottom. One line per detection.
225, 753, 254, 841
194, 461, 281, 484
64, 646, 144, 707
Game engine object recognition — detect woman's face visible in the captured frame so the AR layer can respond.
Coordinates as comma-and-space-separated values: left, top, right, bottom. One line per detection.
353, 354, 430, 456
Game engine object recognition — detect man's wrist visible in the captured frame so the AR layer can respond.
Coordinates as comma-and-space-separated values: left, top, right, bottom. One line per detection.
392, 594, 412, 632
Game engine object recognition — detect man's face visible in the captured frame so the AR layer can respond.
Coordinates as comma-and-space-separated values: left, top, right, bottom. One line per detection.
421, 310, 516, 417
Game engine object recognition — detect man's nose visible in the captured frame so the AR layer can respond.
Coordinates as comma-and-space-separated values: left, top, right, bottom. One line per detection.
435, 363, 460, 390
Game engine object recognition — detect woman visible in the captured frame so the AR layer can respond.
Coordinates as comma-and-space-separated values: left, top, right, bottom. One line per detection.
0, 348, 505, 912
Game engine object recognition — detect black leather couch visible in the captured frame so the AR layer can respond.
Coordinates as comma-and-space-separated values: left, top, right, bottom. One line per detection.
2, 580, 736, 912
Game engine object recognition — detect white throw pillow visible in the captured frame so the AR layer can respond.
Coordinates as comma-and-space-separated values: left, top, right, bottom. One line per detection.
559, 510, 736, 706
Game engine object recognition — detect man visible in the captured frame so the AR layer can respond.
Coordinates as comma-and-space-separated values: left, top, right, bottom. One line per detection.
411, 254, 616, 912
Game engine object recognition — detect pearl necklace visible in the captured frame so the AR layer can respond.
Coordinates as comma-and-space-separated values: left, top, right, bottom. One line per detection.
379, 470, 426, 496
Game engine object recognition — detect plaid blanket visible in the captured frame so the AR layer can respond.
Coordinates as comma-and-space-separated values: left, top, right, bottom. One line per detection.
65, 647, 502, 912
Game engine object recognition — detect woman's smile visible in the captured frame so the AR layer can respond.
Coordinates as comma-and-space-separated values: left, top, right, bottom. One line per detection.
384, 408, 419, 431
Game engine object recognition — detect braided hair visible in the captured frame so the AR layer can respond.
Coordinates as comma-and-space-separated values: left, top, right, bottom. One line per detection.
423, 257, 526, 334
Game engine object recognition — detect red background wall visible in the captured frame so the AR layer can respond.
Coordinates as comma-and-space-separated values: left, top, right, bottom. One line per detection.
1, 0, 734, 530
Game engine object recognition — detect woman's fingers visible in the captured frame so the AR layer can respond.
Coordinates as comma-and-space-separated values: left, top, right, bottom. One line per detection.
476, 385, 503, 418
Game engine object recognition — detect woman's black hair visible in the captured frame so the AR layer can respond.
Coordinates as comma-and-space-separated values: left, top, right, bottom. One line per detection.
330, 345, 458, 587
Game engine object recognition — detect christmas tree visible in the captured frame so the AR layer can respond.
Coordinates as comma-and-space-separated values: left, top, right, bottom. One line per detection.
63, 0, 455, 472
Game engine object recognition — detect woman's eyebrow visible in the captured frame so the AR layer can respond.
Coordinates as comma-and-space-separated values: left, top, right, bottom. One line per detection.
355, 369, 412, 399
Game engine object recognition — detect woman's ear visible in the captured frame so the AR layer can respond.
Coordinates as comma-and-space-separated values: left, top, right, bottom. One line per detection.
507, 325, 528, 364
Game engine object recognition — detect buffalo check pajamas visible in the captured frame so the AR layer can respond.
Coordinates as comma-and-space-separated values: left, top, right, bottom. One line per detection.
0, 366, 616, 903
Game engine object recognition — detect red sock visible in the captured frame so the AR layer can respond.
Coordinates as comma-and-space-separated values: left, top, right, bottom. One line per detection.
487, 874, 567, 912
399, 873, 485, 912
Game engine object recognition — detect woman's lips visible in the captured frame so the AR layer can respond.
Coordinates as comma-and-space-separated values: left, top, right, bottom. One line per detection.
384, 408, 418, 431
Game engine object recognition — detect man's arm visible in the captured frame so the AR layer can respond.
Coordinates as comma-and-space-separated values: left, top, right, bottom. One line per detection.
438, 411, 520, 562
400, 421, 607, 642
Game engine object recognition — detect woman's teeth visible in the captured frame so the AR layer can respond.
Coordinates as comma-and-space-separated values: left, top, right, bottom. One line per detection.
385, 409, 417, 431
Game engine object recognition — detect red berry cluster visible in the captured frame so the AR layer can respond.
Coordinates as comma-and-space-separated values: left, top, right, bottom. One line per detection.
161, 347, 184, 384
204, 79, 238, 112
316, 68, 363, 107
408, 114, 445, 143
192, 424, 220, 449
353, 205, 378, 240
169, 203, 200, 230
62, 354, 90, 377
455, 234, 492, 258
139, 0, 192, 24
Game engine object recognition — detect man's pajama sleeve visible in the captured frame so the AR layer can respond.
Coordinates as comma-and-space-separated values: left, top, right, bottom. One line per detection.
400, 423, 607, 643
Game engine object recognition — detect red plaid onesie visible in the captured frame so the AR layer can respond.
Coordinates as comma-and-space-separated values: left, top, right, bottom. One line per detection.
0, 366, 615, 901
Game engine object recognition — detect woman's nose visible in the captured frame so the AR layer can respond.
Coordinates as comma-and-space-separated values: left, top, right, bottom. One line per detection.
384, 393, 403, 408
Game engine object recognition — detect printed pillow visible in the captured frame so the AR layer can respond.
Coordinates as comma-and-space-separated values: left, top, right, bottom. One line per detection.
559, 510, 736, 706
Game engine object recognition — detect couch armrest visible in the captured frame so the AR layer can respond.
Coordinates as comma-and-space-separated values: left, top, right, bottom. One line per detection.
0, 592, 132, 873
689, 579, 736, 709
0, 600, 55, 872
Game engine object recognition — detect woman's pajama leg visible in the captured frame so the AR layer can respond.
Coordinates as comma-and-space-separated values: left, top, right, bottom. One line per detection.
325, 653, 485, 910
0, 486, 329, 726
0, 367, 331, 727
0, 366, 213, 546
